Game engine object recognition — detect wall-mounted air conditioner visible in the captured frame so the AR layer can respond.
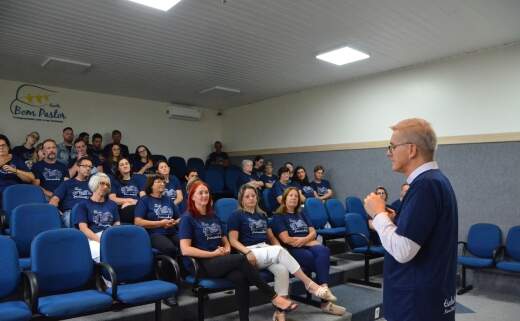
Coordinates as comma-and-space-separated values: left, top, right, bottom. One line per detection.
166, 105, 202, 121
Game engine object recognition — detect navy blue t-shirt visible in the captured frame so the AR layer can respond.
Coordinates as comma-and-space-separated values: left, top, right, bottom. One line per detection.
228, 210, 269, 246
110, 174, 145, 200
32, 160, 69, 192
164, 175, 182, 202
271, 212, 312, 238
252, 168, 263, 180
272, 180, 294, 199
75, 198, 120, 233
53, 178, 92, 211
0, 156, 30, 194
179, 214, 223, 252
135, 195, 179, 235
310, 180, 331, 197
132, 159, 155, 175
11, 145, 34, 161
102, 160, 118, 177
295, 181, 315, 198
260, 174, 277, 187
236, 172, 253, 191
383, 169, 457, 321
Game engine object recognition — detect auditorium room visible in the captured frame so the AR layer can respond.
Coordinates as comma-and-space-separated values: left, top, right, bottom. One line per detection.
1, 1, 519, 321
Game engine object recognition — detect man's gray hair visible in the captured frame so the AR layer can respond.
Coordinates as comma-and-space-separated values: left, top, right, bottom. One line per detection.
390, 118, 437, 160
89, 172, 111, 193
242, 159, 253, 168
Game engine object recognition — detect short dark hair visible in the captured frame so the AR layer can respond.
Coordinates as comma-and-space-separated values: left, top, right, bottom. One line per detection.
76, 156, 92, 166
73, 138, 86, 146
254, 155, 264, 162
314, 165, 325, 173
0, 134, 12, 152
63, 127, 73, 133
277, 166, 291, 177
145, 175, 165, 195
78, 132, 89, 139
42, 138, 57, 147
112, 130, 121, 136
185, 168, 198, 177
92, 133, 102, 141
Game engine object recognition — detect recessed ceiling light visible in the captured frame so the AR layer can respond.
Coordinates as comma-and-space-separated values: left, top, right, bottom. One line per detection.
316, 46, 370, 66
126, 0, 182, 11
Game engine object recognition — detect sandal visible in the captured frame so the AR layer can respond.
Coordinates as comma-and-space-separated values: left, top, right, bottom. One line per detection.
272, 295, 298, 313
306, 282, 337, 302
321, 302, 346, 316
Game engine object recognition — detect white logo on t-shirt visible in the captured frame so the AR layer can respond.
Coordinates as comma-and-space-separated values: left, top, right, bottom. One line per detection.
92, 209, 114, 228
288, 218, 308, 233
248, 218, 267, 234
443, 296, 456, 314
153, 204, 173, 219
201, 222, 222, 240
43, 168, 63, 181
72, 187, 91, 199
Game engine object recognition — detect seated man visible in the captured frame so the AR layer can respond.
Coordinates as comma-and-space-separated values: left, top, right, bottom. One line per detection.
236, 159, 264, 194
57, 127, 76, 165
49, 156, 93, 227
207, 141, 229, 167
32, 139, 69, 199
310, 165, 333, 201
68, 138, 102, 178
12, 131, 40, 161
89, 133, 105, 162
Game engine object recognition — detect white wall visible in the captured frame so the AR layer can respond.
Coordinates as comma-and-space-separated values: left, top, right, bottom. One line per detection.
0, 79, 222, 159
223, 44, 520, 152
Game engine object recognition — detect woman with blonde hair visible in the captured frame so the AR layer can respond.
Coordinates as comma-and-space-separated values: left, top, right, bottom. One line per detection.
228, 184, 337, 321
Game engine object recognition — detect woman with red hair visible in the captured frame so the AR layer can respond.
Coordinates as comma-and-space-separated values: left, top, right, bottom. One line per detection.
179, 180, 297, 321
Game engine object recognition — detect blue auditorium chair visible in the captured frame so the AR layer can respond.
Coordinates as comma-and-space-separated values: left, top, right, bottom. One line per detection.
31, 229, 114, 318
100, 225, 179, 321
224, 165, 241, 197
214, 198, 238, 233
1, 184, 46, 233
205, 168, 231, 200
457, 223, 502, 294
344, 213, 384, 288
304, 198, 346, 246
151, 154, 167, 163
325, 198, 348, 230
0, 236, 34, 321
496, 226, 520, 273
187, 157, 206, 179
10, 204, 62, 270
345, 196, 368, 218
261, 188, 277, 216
168, 156, 187, 181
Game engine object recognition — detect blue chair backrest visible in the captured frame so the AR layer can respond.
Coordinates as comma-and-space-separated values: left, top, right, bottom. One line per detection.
0, 236, 21, 298
168, 156, 187, 181
10, 204, 62, 257
101, 225, 154, 283
2, 184, 46, 221
151, 154, 167, 163
215, 198, 238, 233
133, 173, 147, 188
32, 229, 94, 294
345, 213, 370, 248
504, 226, 520, 261
325, 199, 346, 228
304, 198, 328, 229
262, 188, 276, 213
466, 223, 502, 258
187, 158, 205, 178
225, 166, 241, 196
345, 196, 367, 217
206, 168, 225, 193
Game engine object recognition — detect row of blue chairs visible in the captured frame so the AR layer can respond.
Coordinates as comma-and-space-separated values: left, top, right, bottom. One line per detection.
458, 223, 520, 294
0, 226, 178, 321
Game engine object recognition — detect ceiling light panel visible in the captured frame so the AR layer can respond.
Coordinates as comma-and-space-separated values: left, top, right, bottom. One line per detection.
316, 46, 370, 66
126, 0, 182, 11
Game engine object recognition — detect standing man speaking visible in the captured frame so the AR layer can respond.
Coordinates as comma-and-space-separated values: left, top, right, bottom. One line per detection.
364, 118, 458, 321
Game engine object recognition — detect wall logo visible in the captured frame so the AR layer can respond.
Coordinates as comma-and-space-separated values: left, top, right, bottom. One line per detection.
10, 84, 66, 122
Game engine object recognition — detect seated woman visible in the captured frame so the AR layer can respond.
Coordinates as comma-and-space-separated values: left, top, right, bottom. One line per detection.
310, 165, 333, 201
228, 184, 337, 321
292, 166, 318, 199
75, 172, 120, 262
108, 158, 146, 224
12, 131, 40, 162
132, 145, 155, 175
26, 142, 44, 170
260, 160, 277, 189
272, 166, 304, 204
0, 134, 35, 207
179, 180, 297, 321
272, 187, 346, 316
102, 143, 122, 176
156, 160, 183, 208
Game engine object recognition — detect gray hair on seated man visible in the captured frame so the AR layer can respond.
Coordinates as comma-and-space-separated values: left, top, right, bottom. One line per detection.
88, 172, 111, 193
241, 159, 253, 168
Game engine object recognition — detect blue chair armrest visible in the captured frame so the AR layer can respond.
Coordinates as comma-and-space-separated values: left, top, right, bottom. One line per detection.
95, 261, 118, 300
22, 270, 38, 314
180, 255, 201, 284
457, 241, 467, 255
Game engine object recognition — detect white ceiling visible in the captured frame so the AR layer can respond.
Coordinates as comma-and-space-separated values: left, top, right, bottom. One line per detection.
1, 0, 520, 109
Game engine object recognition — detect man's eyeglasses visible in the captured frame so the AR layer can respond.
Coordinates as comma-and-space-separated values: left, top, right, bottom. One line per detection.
387, 142, 411, 153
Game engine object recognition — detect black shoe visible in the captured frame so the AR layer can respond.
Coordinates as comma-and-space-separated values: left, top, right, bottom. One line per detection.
163, 296, 178, 307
